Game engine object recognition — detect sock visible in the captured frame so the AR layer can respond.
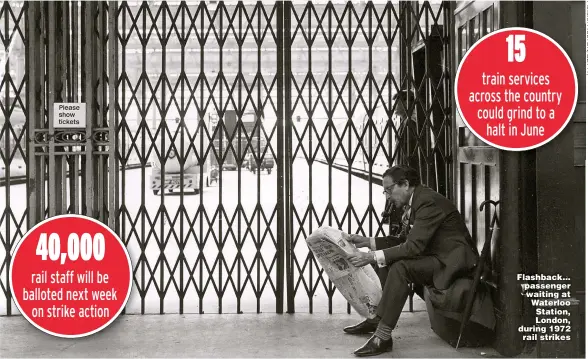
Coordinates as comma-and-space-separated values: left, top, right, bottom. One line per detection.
374, 321, 392, 341
366, 315, 380, 324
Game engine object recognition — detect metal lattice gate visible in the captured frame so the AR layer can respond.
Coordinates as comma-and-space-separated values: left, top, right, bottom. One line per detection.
115, 2, 285, 315
284, 1, 452, 314
1, 1, 451, 316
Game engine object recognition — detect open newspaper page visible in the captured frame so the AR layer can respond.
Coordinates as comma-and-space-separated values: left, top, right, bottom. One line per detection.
306, 226, 383, 319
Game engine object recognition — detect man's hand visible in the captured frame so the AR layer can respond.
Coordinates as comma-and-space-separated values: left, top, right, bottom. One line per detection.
347, 252, 376, 267
348, 234, 371, 249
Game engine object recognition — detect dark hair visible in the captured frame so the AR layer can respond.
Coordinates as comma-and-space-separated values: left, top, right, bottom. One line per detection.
383, 165, 420, 187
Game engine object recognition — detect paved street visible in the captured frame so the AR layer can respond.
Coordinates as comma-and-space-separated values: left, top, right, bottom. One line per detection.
0, 311, 501, 358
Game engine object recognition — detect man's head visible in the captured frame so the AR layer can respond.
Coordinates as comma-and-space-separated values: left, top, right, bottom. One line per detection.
393, 90, 415, 119
382, 166, 420, 208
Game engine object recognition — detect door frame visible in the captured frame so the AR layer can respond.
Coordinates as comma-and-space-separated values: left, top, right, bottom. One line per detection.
452, 1, 535, 356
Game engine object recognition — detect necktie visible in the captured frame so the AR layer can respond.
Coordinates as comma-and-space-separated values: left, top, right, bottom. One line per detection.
401, 205, 411, 234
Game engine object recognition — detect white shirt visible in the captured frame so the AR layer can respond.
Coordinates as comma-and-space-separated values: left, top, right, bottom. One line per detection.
370, 190, 414, 267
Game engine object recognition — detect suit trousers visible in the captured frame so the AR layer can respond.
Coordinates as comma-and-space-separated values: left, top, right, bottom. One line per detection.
376, 256, 443, 328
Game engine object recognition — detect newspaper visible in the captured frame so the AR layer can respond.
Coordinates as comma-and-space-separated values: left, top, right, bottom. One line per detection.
305, 226, 383, 319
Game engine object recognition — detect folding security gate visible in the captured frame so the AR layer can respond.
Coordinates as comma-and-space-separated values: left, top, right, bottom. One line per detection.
115, 2, 285, 315
285, 1, 452, 314
1, 1, 452, 316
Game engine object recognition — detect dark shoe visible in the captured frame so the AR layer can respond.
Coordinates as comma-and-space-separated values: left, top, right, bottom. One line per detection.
343, 320, 378, 335
353, 335, 393, 356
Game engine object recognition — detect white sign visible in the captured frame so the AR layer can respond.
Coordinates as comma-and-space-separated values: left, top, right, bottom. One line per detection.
53, 103, 86, 128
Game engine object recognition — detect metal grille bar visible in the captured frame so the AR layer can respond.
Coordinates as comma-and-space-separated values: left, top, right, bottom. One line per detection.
116, 2, 283, 314
1, 1, 451, 316
285, 1, 452, 313
2, 1, 113, 315
1, 1, 28, 316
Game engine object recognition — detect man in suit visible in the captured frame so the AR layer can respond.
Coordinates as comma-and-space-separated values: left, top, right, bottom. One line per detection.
343, 165, 480, 356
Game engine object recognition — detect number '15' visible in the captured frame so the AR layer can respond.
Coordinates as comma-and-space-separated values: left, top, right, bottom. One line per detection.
506, 34, 526, 62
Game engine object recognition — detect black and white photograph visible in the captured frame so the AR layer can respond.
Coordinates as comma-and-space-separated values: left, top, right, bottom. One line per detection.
0, 1, 586, 357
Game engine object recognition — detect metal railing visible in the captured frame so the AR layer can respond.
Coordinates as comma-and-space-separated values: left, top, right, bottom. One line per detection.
1, 1, 452, 316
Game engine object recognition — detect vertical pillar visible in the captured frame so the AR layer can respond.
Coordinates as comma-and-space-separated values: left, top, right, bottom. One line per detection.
109, 1, 119, 231
276, 0, 284, 314
496, 2, 533, 356
27, 2, 45, 228
534, 2, 584, 357
83, 2, 96, 218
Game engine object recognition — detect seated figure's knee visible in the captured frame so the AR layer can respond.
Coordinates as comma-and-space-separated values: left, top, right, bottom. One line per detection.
388, 260, 409, 278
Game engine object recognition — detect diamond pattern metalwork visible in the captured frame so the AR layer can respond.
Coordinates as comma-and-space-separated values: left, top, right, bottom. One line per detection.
286, 1, 451, 313
116, 2, 283, 314
2, 1, 451, 316
400, 1, 452, 196
0, 1, 27, 316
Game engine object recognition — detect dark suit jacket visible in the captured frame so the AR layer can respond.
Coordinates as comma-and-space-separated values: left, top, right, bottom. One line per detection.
375, 185, 495, 330
375, 184, 478, 290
